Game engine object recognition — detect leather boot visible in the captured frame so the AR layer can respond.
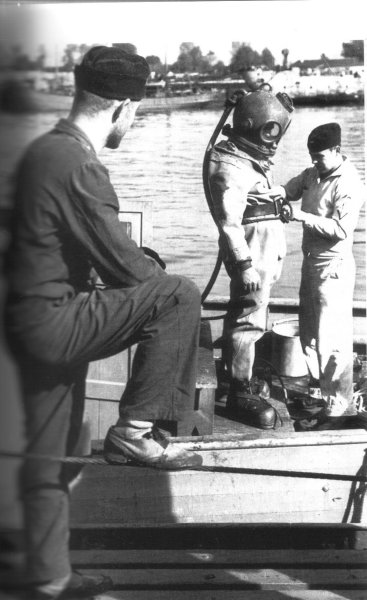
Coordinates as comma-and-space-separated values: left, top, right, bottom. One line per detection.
227, 380, 277, 429
104, 423, 202, 469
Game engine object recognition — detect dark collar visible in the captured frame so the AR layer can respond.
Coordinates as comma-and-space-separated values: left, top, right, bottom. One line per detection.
53, 118, 96, 155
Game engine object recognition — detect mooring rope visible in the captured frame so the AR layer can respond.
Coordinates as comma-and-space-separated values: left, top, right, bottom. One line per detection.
1, 448, 367, 483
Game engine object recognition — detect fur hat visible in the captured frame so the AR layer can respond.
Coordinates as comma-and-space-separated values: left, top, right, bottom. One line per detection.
307, 122, 341, 153
74, 46, 150, 101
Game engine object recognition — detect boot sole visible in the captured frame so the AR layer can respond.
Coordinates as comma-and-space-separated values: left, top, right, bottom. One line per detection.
104, 451, 202, 470
226, 407, 276, 430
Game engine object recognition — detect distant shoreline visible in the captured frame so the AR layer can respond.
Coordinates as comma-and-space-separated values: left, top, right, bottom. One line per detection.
0, 78, 364, 115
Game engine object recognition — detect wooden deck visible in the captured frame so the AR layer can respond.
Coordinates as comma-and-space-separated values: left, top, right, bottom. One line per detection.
1, 302, 366, 599
66, 309, 367, 529
2, 529, 367, 599
56, 546, 367, 599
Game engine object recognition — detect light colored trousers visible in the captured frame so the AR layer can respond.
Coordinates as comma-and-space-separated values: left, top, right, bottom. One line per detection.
299, 253, 356, 415
222, 221, 284, 382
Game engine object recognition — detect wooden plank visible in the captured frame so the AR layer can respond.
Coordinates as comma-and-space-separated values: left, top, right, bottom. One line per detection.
87, 592, 367, 600
75, 566, 367, 589
70, 436, 367, 525
92, 429, 367, 453
86, 350, 130, 400
196, 320, 217, 388
68, 522, 367, 548
83, 399, 100, 442
70, 548, 367, 568
98, 401, 120, 440
1, 588, 366, 600
203, 295, 366, 349
4, 548, 366, 571
167, 429, 367, 449
203, 295, 366, 316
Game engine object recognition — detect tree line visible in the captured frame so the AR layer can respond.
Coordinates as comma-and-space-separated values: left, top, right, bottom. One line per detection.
0, 40, 363, 77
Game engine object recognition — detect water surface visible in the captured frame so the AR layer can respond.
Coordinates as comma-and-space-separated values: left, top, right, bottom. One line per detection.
0, 104, 365, 300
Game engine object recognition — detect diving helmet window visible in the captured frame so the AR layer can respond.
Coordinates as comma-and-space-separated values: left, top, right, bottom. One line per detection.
261, 121, 281, 143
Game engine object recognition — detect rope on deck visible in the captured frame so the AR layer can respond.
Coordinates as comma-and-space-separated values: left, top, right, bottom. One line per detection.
1, 448, 367, 483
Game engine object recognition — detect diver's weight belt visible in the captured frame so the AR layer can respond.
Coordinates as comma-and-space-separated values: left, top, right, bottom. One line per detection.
242, 197, 284, 224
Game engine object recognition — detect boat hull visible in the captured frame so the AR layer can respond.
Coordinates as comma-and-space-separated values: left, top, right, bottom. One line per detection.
70, 429, 367, 526
0, 83, 217, 114
139, 93, 216, 113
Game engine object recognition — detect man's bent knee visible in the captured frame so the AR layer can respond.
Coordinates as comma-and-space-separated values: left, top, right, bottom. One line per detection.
164, 274, 201, 308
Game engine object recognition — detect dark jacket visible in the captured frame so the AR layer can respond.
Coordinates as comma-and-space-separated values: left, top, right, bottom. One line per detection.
6, 118, 160, 301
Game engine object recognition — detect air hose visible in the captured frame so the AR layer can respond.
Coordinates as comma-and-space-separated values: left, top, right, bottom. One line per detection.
201, 89, 246, 306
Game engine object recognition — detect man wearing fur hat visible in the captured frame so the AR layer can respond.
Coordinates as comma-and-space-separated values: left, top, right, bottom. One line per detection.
274, 122, 365, 430
5, 46, 202, 599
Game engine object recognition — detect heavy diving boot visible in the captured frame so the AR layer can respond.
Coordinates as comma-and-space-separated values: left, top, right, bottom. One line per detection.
226, 379, 277, 429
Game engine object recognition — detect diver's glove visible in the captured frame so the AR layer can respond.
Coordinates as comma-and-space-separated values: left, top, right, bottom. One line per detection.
228, 259, 261, 294
236, 266, 261, 293
142, 246, 166, 270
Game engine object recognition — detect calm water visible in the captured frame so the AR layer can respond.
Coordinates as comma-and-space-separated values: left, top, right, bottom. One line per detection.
0, 104, 365, 300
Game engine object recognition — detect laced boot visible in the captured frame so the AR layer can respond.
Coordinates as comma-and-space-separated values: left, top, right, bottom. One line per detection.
226, 380, 277, 429
295, 395, 351, 431
250, 375, 271, 401
104, 420, 202, 469
303, 378, 324, 408
352, 377, 367, 428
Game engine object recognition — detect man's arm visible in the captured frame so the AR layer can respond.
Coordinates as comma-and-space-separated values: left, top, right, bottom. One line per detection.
208, 160, 261, 292
68, 161, 163, 287
291, 174, 364, 240
280, 171, 307, 203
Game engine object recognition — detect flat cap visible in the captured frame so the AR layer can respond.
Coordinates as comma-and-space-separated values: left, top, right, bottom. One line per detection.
74, 45, 150, 101
307, 122, 341, 153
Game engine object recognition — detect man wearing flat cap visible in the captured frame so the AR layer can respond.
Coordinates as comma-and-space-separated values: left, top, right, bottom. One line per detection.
4, 46, 202, 599
273, 122, 365, 430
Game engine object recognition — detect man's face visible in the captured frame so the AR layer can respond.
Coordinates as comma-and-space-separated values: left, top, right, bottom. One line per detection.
310, 147, 340, 175
106, 100, 140, 149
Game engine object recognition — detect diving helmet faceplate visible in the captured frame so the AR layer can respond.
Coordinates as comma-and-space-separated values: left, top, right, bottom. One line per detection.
232, 90, 294, 156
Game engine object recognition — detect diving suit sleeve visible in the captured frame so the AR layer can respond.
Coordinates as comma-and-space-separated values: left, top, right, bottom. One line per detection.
208, 160, 255, 264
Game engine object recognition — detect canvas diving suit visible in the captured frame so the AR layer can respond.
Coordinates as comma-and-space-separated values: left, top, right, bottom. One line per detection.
208, 139, 286, 384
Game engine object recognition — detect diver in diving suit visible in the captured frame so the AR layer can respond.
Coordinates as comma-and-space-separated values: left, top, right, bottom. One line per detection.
207, 89, 294, 429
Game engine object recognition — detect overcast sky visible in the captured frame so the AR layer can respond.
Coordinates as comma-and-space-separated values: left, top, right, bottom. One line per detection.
1, 1, 366, 67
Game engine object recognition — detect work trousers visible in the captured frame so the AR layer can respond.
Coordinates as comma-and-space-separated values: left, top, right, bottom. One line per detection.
299, 253, 356, 414
7, 273, 201, 584
222, 221, 284, 382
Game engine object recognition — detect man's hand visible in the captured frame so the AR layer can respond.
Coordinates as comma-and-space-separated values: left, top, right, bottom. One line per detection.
234, 266, 262, 294
268, 185, 286, 200
290, 206, 307, 222
142, 246, 166, 270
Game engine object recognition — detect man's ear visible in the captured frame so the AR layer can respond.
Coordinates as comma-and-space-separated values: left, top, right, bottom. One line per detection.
112, 103, 123, 123
112, 99, 131, 123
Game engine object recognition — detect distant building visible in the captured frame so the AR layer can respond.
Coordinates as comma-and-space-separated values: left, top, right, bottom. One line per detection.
291, 57, 364, 77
